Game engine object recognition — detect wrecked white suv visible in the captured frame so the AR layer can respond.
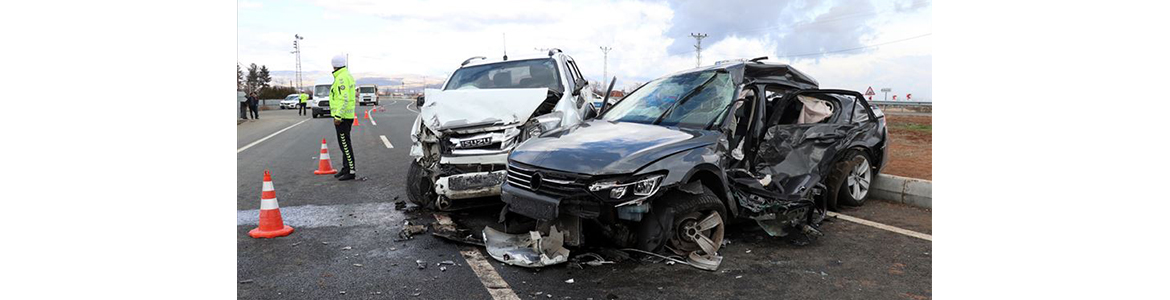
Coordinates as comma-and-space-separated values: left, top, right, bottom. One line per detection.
407, 50, 599, 210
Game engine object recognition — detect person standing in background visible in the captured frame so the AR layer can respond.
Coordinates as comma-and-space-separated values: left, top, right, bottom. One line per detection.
247, 92, 260, 119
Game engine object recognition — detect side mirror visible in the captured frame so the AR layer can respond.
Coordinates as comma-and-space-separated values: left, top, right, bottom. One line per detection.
416, 95, 425, 107
599, 76, 618, 116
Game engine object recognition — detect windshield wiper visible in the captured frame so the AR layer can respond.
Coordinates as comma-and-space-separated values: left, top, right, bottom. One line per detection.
653, 73, 719, 125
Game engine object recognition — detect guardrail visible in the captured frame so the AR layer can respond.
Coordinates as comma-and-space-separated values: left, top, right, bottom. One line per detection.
871, 101, 931, 106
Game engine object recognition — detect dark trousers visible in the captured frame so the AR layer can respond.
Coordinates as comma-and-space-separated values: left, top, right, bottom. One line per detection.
334, 119, 356, 174
240, 102, 249, 119
298, 103, 307, 115
249, 104, 259, 119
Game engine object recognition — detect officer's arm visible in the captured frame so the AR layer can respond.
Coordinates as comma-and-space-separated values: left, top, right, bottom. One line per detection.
330, 85, 342, 120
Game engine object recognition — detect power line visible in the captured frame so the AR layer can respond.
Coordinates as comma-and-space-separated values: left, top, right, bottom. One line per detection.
776, 33, 931, 59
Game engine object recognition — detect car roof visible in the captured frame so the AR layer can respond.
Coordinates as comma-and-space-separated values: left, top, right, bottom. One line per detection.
662, 60, 819, 90
461, 53, 561, 68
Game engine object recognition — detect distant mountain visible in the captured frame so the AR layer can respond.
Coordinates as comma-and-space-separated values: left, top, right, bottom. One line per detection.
266, 70, 444, 93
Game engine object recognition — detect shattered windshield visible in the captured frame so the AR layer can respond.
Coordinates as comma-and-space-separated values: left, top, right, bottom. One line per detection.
444, 59, 563, 93
601, 71, 735, 128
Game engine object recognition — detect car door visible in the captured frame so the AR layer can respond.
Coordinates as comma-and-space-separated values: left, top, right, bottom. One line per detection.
752, 90, 859, 188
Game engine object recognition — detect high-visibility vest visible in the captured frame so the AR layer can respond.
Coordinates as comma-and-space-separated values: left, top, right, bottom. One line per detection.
329, 67, 356, 120
299, 93, 308, 103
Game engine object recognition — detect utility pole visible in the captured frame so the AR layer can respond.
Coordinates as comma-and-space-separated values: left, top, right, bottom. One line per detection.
292, 34, 303, 92
599, 46, 612, 83
690, 33, 707, 67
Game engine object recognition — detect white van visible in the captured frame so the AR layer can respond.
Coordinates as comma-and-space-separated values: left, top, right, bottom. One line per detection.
310, 76, 333, 118
358, 84, 378, 106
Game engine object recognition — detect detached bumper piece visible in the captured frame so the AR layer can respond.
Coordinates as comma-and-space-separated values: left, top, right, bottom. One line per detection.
483, 226, 569, 268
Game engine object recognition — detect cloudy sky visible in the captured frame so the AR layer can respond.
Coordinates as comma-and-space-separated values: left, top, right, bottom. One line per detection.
237, 0, 931, 100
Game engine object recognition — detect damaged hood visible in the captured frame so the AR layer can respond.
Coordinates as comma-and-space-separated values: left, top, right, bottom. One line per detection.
421, 88, 551, 131
509, 120, 718, 175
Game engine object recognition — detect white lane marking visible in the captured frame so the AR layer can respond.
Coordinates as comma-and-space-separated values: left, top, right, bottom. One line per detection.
367, 110, 377, 126
237, 118, 311, 153
828, 211, 932, 241
436, 213, 521, 300
460, 247, 521, 300
405, 100, 420, 113
380, 135, 394, 148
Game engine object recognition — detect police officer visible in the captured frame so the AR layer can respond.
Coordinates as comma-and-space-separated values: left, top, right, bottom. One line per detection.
330, 54, 358, 181
298, 90, 309, 116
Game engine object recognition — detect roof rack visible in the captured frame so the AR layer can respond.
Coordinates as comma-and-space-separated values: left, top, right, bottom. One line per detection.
460, 56, 487, 66
748, 56, 769, 63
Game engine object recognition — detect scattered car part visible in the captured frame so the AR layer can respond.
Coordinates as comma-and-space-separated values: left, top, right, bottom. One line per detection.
483, 226, 569, 267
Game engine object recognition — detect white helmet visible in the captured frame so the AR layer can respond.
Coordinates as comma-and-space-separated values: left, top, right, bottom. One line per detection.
331, 54, 347, 68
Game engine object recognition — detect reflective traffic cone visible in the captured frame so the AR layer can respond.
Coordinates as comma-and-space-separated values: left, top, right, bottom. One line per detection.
365, 110, 371, 119
353, 116, 361, 126
249, 170, 294, 238
314, 138, 338, 175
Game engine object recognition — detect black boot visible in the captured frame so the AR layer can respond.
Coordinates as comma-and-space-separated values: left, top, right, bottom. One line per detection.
337, 173, 356, 181
333, 169, 349, 178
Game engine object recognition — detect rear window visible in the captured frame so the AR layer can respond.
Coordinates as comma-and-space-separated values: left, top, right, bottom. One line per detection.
359, 87, 375, 93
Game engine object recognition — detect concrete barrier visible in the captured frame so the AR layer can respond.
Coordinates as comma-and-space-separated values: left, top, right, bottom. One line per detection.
869, 174, 932, 209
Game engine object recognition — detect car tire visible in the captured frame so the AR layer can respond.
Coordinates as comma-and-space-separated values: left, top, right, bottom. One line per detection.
636, 185, 727, 256
826, 149, 872, 208
406, 159, 436, 208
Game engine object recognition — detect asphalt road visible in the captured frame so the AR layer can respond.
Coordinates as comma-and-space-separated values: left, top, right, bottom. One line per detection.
237, 96, 933, 299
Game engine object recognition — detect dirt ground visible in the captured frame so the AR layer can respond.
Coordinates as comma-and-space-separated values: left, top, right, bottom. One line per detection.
882, 114, 932, 180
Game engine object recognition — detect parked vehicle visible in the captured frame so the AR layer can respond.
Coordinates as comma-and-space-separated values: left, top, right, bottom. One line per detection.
406, 49, 600, 211
485, 58, 888, 269
310, 76, 333, 118
279, 94, 300, 109
358, 84, 378, 106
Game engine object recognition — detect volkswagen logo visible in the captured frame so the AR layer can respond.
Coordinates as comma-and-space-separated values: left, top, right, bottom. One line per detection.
530, 172, 542, 190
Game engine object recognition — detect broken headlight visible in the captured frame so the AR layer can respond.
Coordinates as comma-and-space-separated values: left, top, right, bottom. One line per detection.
588, 174, 664, 202
522, 111, 564, 140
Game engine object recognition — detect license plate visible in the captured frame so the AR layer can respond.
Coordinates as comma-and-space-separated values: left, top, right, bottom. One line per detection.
460, 137, 492, 148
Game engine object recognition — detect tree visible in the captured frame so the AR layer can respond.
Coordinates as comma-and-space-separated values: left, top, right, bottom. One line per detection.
258, 65, 272, 89
245, 63, 260, 93
237, 64, 244, 90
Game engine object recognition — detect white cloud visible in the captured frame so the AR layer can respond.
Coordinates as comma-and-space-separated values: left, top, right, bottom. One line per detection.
237, 0, 931, 99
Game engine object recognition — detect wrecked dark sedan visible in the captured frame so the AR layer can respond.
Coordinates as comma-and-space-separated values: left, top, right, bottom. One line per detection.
484, 58, 887, 270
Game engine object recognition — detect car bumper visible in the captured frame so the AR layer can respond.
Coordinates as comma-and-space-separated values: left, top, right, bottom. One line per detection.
434, 170, 507, 200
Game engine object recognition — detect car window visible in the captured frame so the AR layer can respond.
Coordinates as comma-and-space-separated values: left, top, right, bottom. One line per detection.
602, 71, 735, 129
444, 59, 563, 93
852, 96, 870, 123
314, 85, 330, 98
359, 87, 375, 93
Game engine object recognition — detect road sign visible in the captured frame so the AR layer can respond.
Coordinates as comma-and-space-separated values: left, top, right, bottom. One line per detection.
907, 94, 912, 100
865, 87, 875, 96
892, 95, 898, 100
880, 88, 891, 92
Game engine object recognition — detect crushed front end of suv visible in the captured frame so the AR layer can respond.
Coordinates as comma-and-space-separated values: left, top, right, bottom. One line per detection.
407, 50, 599, 211
485, 58, 888, 270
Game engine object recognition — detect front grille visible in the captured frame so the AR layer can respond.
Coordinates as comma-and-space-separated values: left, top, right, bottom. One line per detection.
506, 162, 589, 198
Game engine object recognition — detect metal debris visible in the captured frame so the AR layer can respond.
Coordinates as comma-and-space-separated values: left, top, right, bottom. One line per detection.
342, 246, 352, 250
238, 279, 253, 284
484, 226, 570, 267
397, 221, 428, 241
565, 279, 574, 284
353, 264, 363, 267
415, 260, 427, 269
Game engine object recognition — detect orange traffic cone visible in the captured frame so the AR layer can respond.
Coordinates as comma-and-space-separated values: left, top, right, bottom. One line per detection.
314, 138, 338, 175
353, 116, 361, 126
365, 110, 370, 119
249, 170, 294, 238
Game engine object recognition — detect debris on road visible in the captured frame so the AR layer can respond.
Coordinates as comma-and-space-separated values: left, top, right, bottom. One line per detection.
353, 264, 363, 267
341, 246, 352, 250
415, 260, 427, 269
570, 253, 614, 267
431, 213, 485, 246
483, 226, 569, 267
397, 221, 427, 241
238, 279, 253, 284
565, 278, 574, 284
